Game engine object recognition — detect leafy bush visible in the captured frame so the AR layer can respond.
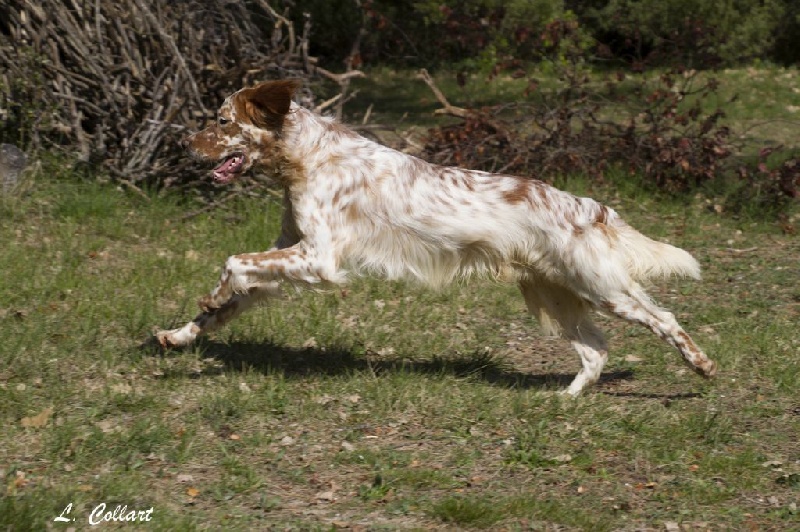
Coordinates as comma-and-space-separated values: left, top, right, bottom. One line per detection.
275, 0, 566, 68
422, 22, 734, 192
420, 16, 798, 213
283, 0, 797, 68
731, 149, 800, 215
574, 0, 786, 67
771, 2, 800, 64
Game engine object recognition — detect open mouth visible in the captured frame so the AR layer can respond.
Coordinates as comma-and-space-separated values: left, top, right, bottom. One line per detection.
212, 153, 245, 184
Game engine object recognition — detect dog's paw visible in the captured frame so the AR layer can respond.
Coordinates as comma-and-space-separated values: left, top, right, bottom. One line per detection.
154, 329, 180, 349
696, 359, 718, 379
155, 330, 172, 348
152, 323, 200, 349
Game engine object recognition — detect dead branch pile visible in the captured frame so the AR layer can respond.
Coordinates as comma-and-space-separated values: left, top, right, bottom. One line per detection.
418, 67, 735, 191
0, 0, 361, 189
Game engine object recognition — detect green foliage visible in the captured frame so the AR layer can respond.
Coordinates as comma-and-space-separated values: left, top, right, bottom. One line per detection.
271, 0, 365, 65
577, 0, 786, 66
282, 0, 798, 67
0, 47, 55, 149
278, 0, 565, 68
772, 1, 800, 64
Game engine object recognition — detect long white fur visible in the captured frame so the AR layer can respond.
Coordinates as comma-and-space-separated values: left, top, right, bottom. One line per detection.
279, 104, 698, 293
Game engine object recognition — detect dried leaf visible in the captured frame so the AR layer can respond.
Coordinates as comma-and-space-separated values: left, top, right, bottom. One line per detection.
111, 383, 132, 395
315, 490, 335, 502
314, 394, 335, 405
96, 420, 119, 434
13, 471, 28, 488
21, 406, 53, 428
302, 337, 318, 349
186, 487, 200, 498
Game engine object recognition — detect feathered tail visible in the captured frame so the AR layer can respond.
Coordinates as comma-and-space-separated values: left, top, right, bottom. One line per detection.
615, 220, 701, 281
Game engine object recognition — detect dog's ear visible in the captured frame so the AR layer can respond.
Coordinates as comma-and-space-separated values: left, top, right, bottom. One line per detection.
239, 79, 302, 129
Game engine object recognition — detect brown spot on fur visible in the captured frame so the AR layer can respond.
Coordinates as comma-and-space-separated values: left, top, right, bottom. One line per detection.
238, 249, 305, 266
677, 330, 699, 353
326, 153, 347, 170
278, 158, 309, 187
593, 221, 614, 238
589, 205, 616, 239
185, 124, 243, 161
594, 205, 609, 225
332, 186, 346, 206
600, 301, 617, 314
502, 179, 531, 205
534, 183, 549, 205
404, 158, 428, 185
344, 203, 361, 224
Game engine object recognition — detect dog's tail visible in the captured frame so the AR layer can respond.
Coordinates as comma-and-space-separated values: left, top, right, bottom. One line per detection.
612, 216, 701, 282
573, 201, 701, 284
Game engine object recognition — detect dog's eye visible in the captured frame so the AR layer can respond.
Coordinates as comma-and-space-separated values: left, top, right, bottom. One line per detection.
218, 117, 230, 126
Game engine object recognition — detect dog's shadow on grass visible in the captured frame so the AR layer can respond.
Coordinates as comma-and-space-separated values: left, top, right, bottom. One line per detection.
153, 338, 644, 393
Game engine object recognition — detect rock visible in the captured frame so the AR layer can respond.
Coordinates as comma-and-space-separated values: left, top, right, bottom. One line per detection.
0, 144, 27, 193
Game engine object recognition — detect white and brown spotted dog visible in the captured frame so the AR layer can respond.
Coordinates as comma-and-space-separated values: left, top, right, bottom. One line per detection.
156, 79, 717, 395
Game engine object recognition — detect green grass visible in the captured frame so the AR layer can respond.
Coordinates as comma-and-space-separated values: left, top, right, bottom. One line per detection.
2, 68, 799, 529
2, 169, 797, 530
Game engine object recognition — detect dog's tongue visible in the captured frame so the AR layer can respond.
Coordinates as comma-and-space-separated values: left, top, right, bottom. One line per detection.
213, 155, 242, 183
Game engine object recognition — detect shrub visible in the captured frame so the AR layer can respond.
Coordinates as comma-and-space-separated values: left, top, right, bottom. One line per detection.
421, 21, 735, 193
279, 0, 566, 68
574, 0, 786, 68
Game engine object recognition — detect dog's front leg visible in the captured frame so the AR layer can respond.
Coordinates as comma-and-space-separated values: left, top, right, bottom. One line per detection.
156, 243, 337, 348
155, 286, 280, 348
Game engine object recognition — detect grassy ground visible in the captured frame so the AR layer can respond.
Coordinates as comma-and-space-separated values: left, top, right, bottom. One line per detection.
1, 159, 797, 530
2, 65, 799, 529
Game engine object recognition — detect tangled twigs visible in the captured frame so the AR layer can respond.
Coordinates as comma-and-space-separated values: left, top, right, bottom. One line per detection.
419, 62, 740, 191
0, 0, 364, 189
417, 69, 509, 140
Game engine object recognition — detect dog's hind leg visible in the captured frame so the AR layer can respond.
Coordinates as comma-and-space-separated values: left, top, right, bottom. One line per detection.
602, 287, 717, 379
519, 279, 609, 396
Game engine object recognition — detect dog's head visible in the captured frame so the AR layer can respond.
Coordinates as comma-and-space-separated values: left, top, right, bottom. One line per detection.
183, 79, 301, 184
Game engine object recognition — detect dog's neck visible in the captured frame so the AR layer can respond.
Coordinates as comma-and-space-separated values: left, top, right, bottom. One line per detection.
269, 103, 365, 189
